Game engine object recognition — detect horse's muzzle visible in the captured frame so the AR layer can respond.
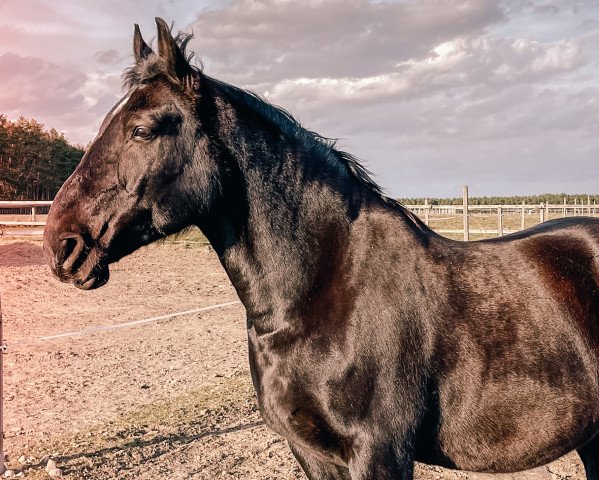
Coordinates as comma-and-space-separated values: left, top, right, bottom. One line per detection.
45, 232, 110, 290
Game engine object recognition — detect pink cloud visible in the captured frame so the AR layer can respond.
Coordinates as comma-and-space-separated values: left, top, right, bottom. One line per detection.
0, 52, 86, 115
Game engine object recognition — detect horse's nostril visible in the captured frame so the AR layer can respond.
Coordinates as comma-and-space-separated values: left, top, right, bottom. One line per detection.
61, 237, 77, 262
57, 233, 86, 273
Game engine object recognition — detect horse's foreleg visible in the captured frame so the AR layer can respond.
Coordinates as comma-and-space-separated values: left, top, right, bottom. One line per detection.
348, 441, 414, 480
289, 443, 350, 480
578, 437, 599, 480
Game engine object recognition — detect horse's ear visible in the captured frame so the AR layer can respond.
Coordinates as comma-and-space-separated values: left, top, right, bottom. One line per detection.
155, 17, 195, 88
133, 24, 153, 62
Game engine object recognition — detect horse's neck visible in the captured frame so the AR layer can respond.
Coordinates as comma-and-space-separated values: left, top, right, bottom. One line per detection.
198, 86, 427, 329
216, 197, 353, 327
197, 91, 368, 323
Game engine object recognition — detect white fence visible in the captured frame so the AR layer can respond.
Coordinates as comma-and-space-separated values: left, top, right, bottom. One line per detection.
404, 186, 598, 240
0, 201, 52, 226
1, 192, 598, 240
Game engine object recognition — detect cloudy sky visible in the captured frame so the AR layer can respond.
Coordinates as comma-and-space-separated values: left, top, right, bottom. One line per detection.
1, 0, 598, 197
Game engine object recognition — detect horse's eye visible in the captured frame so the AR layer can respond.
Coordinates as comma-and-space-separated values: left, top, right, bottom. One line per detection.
133, 126, 152, 139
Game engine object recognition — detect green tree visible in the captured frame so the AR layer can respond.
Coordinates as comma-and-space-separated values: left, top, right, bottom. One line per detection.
0, 116, 84, 200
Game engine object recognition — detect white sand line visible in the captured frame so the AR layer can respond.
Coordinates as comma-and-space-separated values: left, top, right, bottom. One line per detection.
38, 300, 242, 341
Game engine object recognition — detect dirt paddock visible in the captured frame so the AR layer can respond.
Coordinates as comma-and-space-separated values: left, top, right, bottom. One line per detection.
0, 237, 587, 479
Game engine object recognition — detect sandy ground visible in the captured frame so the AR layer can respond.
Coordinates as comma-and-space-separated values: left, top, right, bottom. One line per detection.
0, 238, 588, 479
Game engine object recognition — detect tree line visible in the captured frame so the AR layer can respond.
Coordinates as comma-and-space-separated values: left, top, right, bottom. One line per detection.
0, 115, 84, 200
398, 194, 599, 206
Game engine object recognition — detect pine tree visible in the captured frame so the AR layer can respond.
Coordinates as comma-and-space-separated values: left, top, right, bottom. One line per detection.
0, 116, 84, 200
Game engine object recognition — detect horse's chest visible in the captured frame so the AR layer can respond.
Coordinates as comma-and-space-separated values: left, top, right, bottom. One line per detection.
248, 338, 349, 461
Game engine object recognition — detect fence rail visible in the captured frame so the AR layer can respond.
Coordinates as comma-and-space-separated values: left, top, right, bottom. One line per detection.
405, 187, 598, 240
1, 193, 598, 240
0, 201, 52, 226
0, 201, 53, 208
404, 204, 597, 214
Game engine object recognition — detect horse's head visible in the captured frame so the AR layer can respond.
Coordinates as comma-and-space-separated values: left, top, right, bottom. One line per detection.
44, 19, 220, 289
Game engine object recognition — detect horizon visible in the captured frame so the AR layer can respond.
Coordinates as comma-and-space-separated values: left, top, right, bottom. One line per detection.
1, 0, 598, 197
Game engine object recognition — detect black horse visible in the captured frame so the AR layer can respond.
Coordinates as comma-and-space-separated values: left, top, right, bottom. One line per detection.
44, 19, 599, 479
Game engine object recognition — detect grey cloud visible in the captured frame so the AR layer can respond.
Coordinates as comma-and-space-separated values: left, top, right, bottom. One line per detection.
188, 0, 504, 84
533, 4, 560, 15
180, 0, 598, 197
292, 82, 599, 151
186, 0, 585, 137
257, 35, 581, 115
503, 0, 594, 15
344, 121, 599, 198
242, 63, 596, 197
93, 49, 126, 65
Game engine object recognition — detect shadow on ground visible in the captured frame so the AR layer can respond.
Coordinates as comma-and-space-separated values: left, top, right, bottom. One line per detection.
0, 242, 47, 267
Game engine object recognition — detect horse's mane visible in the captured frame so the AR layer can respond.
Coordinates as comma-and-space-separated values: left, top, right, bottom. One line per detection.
211, 79, 390, 195
122, 31, 416, 215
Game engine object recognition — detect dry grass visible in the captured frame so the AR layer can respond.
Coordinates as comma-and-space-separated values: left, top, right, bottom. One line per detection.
17, 373, 257, 479
162, 227, 210, 247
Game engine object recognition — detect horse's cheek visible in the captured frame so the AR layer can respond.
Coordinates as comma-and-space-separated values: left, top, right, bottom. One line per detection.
117, 151, 149, 196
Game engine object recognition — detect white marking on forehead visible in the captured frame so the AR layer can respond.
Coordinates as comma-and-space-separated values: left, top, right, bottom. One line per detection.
111, 90, 134, 117
110, 84, 146, 119
90, 86, 138, 144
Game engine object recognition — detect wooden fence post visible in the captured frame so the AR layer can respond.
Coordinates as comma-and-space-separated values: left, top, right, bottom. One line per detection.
31, 206, 36, 223
424, 198, 429, 226
521, 201, 525, 230
545, 202, 549, 222
540, 203, 545, 223
563, 198, 566, 218
497, 207, 503, 236
575, 198, 578, 215
463, 186, 469, 241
